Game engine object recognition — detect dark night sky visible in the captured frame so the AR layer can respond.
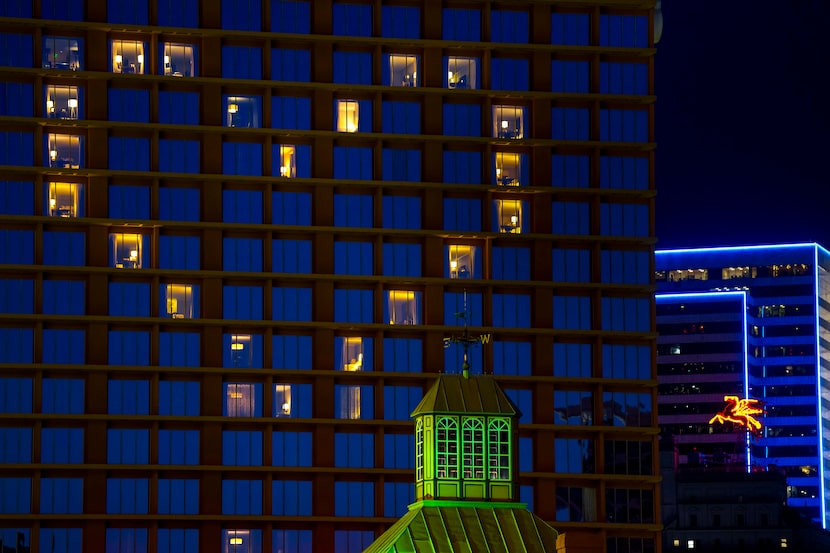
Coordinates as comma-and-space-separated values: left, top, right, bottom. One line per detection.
655, 1, 830, 249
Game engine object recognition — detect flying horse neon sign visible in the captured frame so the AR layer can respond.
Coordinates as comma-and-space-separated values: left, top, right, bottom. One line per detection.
709, 396, 764, 436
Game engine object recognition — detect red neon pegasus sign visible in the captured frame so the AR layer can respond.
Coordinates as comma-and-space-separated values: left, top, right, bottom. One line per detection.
709, 396, 764, 436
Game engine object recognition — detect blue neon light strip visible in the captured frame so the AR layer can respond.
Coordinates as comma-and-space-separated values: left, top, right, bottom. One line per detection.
656, 242, 820, 255
741, 290, 751, 473
814, 245, 827, 528
656, 291, 747, 301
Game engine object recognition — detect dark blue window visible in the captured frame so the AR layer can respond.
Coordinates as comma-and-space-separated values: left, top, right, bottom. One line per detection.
0, 378, 32, 412
552, 13, 589, 45
42, 429, 83, 462
272, 336, 312, 370
222, 47, 262, 79
107, 429, 150, 463
553, 248, 591, 282
335, 481, 374, 516
334, 433, 374, 468
0, 428, 31, 463
272, 239, 311, 273
333, 194, 373, 227
553, 295, 591, 330
108, 330, 150, 365
223, 189, 263, 223
600, 109, 648, 142
491, 58, 529, 91
381, 101, 420, 134
271, 48, 311, 81
159, 430, 199, 464
443, 151, 482, 184
272, 287, 311, 320
271, 0, 310, 32
222, 0, 261, 31
600, 15, 649, 47
493, 342, 531, 376
109, 185, 150, 218
552, 60, 589, 93
273, 481, 312, 515
159, 332, 200, 367
158, 0, 198, 27
106, 478, 149, 514
106, 529, 149, 552
385, 481, 413, 517
382, 196, 420, 229
552, 154, 589, 187
552, 107, 589, 140
159, 235, 200, 269
42, 329, 85, 363
601, 249, 649, 284
600, 203, 648, 236
222, 480, 262, 514
108, 380, 150, 414
43, 280, 84, 315
40, 529, 82, 553
0, 34, 33, 67
0, 329, 32, 362
492, 293, 530, 328
505, 389, 532, 423
334, 289, 373, 323
42, 378, 84, 413
602, 344, 650, 379
333, 52, 372, 84
158, 91, 199, 124
223, 142, 263, 175
160, 187, 200, 221
108, 89, 150, 122
108, 0, 148, 24
383, 386, 421, 420
333, 146, 373, 180
492, 246, 530, 280
159, 139, 200, 172
0, 131, 34, 166
272, 96, 311, 128
272, 144, 311, 177
223, 238, 263, 271
333, 3, 372, 36
384, 433, 413, 468
382, 149, 420, 181
600, 156, 648, 190
223, 431, 263, 465
442, 8, 480, 41
158, 529, 198, 553
273, 431, 312, 465
159, 380, 199, 417
383, 338, 422, 373
443, 198, 481, 231
552, 201, 590, 235
335, 241, 373, 275
43, 231, 85, 266
109, 282, 150, 317
158, 480, 199, 514
444, 291, 482, 326
0, 181, 33, 214
1, 0, 31, 16
0, 83, 33, 116
382, 243, 421, 276
0, 279, 33, 313
381, 6, 420, 38
443, 104, 480, 136
224, 285, 264, 320
491, 10, 528, 43
600, 62, 648, 94
40, 478, 83, 513
109, 137, 150, 170
554, 343, 592, 377
273, 191, 311, 224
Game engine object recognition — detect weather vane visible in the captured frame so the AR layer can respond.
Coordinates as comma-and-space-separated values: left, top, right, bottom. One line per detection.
709, 395, 764, 438
443, 290, 491, 378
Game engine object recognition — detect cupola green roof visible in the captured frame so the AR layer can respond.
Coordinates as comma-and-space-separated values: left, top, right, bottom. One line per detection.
410, 374, 520, 418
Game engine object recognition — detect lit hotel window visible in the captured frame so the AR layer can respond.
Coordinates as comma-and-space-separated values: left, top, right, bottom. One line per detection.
224, 95, 262, 128
42, 36, 83, 70
44, 85, 81, 119
687, 539, 695, 549
45, 183, 84, 217
109, 233, 148, 269
386, 290, 420, 325
111, 40, 147, 74
447, 244, 478, 278
340, 337, 366, 372
225, 383, 256, 417
494, 199, 525, 233
337, 337, 366, 420
494, 152, 523, 186
338, 384, 362, 420
274, 384, 292, 417
163, 284, 198, 318
222, 529, 258, 553
277, 145, 296, 177
162, 42, 197, 77
386, 54, 419, 87
229, 334, 253, 368
493, 105, 525, 139
446, 56, 478, 89
46, 133, 83, 169
336, 100, 359, 132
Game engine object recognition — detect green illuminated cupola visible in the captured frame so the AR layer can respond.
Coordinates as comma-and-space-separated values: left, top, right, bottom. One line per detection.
411, 373, 519, 502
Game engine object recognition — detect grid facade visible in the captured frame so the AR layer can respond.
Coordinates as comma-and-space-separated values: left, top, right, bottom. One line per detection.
0, 1, 659, 552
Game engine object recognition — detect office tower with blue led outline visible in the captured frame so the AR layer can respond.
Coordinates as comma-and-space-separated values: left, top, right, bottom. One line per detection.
0, 1, 659, 552
656, 243, 830, 528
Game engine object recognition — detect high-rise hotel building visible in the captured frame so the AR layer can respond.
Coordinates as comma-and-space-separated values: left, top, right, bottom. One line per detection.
0, 1, 659, 552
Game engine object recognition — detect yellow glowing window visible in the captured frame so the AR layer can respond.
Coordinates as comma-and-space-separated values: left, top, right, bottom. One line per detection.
341, 337, 365, 371
447, 244, 477, 279
110, 233, 146, 269
46, 183, 83, 217
494, 199, 525, 234
387, 290, 419, 325
45, 85, 80, 120
387, 54, 419, 87
47, 133, 83, 169
338, 385, 362, 420
111, 40, 146, 74
494, 152, 522, 186
278, 145, 296, 178
274, 384, 292, 416
226, 383, 255, 417
162, 42, 196, 77
164, 284, 196, 318
493, 105, 525, 139
447, 56, 478, 89
336, 100, 359, 132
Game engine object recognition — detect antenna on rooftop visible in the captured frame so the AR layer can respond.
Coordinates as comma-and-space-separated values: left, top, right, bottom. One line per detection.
442, 290, 491, 378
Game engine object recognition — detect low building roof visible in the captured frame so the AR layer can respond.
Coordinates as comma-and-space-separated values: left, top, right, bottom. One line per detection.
410, 374, 520, 418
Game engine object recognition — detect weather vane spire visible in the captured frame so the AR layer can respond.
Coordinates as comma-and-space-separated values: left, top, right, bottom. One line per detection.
442, 290, 491, 378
